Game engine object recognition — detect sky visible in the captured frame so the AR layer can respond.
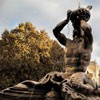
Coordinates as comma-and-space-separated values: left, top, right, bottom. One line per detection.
0, 0, 100, 65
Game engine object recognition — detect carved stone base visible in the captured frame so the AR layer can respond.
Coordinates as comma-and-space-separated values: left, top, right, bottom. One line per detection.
0, 72, 100, 100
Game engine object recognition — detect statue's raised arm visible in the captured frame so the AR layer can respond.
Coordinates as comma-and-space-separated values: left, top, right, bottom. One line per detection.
53, 10, 72, 46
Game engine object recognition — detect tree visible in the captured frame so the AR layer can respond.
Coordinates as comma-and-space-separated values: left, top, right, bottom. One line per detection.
50, 40, 65, 71
0, 22, 64, 90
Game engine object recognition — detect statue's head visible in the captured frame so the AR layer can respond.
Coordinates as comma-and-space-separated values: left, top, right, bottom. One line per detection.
70, 5, 92, 22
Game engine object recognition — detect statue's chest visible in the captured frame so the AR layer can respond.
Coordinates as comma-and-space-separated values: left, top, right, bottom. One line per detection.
65, 41, 84, 56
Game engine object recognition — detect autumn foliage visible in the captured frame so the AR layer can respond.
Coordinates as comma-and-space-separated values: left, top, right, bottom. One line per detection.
0, 22, 65, 90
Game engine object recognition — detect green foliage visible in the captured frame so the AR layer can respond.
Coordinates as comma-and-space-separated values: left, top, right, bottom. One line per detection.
0, 22, 65, 90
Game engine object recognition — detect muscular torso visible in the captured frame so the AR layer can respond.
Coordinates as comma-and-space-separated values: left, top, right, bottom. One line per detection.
65, 38, 92, 70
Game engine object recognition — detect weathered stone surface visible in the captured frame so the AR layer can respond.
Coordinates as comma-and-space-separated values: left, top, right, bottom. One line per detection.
0, 72, 100, 100
0, 81, 46, 100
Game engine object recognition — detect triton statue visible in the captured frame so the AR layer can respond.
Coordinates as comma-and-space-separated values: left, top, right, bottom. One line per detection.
0, 5, 100, 100
53, 5, 93, 73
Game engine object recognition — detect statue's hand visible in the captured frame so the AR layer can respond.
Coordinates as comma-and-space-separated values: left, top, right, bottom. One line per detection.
67, 10, 72, 20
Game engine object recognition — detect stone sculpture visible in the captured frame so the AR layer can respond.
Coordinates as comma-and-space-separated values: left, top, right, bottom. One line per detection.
53, 5, 93, 72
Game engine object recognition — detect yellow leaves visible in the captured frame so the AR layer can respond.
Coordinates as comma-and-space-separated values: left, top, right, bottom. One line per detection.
8, 33, 17, 39
1, 22, 64, 67
18, 33, 26, 41
25, 22, 33, 30
19, 24, 25, 32
0, 22, 65, 90
27, 36, 37, 44
44, 52, 50, 58
38, 30, 53, 59
21, 44, 30, 55
15, 40, 19, 45
34, 52, 40, 63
